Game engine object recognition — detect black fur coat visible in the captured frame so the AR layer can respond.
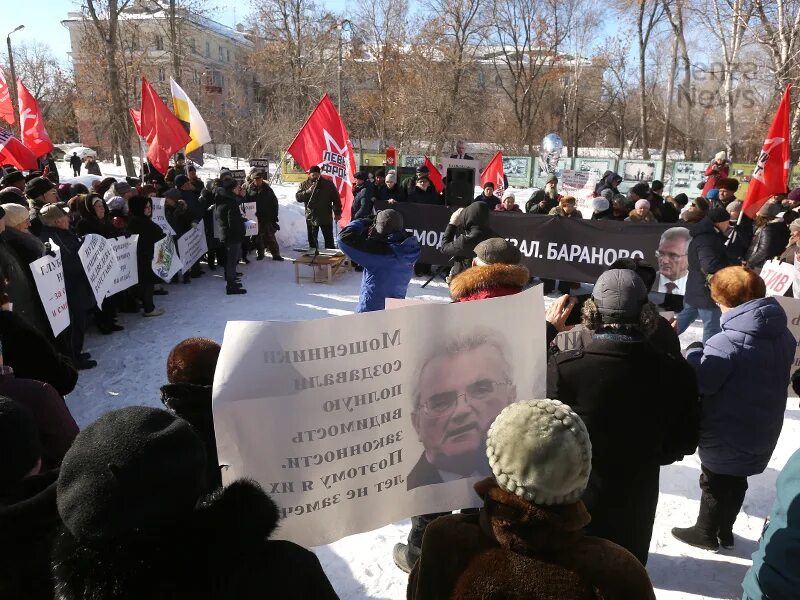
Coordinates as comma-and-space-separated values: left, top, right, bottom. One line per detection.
52, 480, 339, 600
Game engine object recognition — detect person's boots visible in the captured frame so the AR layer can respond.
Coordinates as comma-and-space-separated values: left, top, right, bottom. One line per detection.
672, 490, 720, 551
227, 285, 247, 295
392, 543, 420, 574
717, 482, 747, 549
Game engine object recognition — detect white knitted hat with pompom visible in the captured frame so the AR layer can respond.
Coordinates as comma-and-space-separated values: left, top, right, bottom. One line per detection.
486, 399, 592, 506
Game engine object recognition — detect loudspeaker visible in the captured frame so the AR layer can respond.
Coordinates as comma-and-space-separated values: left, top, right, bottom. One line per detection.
445, 167, 475, 207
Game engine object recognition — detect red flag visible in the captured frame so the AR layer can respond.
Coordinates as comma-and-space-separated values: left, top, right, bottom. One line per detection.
480, 151, 505, 197
17, 81, 54, 158
139, 78, 190, 175
423, 156, 443, 193
287, 94, 356, 225
129, 108, 143, 137
0, 70, 13, 126
743, 84, 792, 218
0, 126, 39, 171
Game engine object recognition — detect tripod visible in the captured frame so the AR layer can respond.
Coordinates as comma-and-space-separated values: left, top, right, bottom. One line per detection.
421, 256, 455, 289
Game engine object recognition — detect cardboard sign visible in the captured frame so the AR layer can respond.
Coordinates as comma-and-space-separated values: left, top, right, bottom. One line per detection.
78, 234, 120, 308
29, 241, 70, 336
761, 260, 795, 296
177, 223, 208, 274
151, 198, 176, 236
106, 235, 139, 296
213, 286, 546, 547
152, 235, 184, 282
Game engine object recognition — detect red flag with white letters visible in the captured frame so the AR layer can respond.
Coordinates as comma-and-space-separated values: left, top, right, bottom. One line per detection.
480, 151, 505, 197
17, 80, 54, 158
423, 156, 443, 193
287, 94, 356, 225
742, 84, 792, 219
0, 70, 13, 125
0, 126, 39, 171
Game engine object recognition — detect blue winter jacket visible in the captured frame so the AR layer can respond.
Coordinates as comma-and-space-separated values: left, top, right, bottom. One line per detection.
338, 218, 421, 312
742, 448, 800, 600
351, 181, 376, 220
686, 297, 795, 476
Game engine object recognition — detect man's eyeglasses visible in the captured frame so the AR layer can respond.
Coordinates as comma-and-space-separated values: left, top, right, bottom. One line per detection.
419, 379, 510, 416
655, 250, 686, 261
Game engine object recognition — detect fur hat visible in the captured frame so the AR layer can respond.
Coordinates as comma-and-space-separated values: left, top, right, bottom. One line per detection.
0, 396, 42, 491
167, 337, 221, 386
592, 197, 610, 212
630, 182, 650, 198
57, 406, 207, 545
0, 203, 30, 228
39, 204, 68, 226
592, 268, 647, 323
375, 209, 404, 235
385, 170, 397, 184
715, 151, 727, 161
474, 237, 521, 265
708, 206, 731, 223
718, 178, 739, 192
486, 399, 591, 506
634, 199, 650, 210
25, 176, 55, 199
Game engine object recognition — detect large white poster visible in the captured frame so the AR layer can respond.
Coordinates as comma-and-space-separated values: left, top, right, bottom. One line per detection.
151, 198, 176, 236
177, 223, 208, 274
78, 234, 120, 308
152, 235, 183, 282
29, 241, 70, 336
560, 169, 599, 217
213, 286, 546, 547
776, 296, 800, 398
243, 201, 259, 236
106, 235, 139, 297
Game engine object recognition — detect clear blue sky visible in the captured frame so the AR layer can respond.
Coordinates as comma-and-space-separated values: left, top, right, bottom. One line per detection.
4, 0, 352, 64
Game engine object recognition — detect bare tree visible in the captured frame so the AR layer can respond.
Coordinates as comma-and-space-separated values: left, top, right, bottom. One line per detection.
634, 0, 664, 159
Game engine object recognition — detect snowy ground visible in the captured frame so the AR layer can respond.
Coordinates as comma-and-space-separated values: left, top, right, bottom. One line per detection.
57, 159, 800, 600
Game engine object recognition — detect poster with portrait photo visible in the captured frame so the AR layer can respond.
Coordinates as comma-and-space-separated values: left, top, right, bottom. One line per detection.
212, 286, 546, 547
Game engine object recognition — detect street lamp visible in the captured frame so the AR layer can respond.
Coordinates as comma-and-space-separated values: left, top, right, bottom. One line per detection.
6, 25, 25, 131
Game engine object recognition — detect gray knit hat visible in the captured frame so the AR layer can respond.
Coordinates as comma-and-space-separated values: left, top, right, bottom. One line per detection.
486, 399, 591, 506
474, 237, 521, 265
375, 209, 404, 235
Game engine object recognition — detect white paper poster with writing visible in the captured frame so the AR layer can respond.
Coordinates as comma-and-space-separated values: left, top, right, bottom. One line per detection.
775, 296, 800, 398
177, 223, 208, 274
213, 286, 546, 547
78, 234, 120, 308
760, 260, 795, 296
29, 241, 70, 336
152, 235, 183, 282
243, 201, 259, 236
560, 169, 599, 217
151, 198, 176, 236
106, 235, 139, 297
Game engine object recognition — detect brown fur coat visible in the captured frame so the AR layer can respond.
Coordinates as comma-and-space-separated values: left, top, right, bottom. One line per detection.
449, 263, 530, 302
407, 478, 655, 600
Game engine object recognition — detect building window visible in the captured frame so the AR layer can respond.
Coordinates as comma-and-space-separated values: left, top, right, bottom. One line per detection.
205, 41, 211, 58
188, 37, 196, 53
226, 48, 230, 62
155, 35, 164, 51
159, 67, 166, 82
219, 46, 224, 61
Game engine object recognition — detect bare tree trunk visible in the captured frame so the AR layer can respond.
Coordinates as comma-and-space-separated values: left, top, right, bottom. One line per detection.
169, 0, 181, 84
660, 35, 679, 176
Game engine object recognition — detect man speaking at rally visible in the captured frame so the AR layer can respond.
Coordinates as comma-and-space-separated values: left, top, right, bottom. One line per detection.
408, 329, 516, 490
654, 227, 690, 295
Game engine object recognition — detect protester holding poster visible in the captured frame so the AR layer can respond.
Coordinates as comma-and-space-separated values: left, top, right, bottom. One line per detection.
673, 266, 794, 552
38, 205, 97, 370
126, 196, 167, 317
547, 269, 700, 565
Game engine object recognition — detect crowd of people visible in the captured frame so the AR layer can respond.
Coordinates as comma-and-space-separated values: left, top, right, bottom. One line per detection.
1, 144, 799, 599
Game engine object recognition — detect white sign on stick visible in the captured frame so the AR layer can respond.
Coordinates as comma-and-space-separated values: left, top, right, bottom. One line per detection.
29, 241, 70, 336
213, 286, 546, 547
760, 260, 795, 296
106, 235, 139, 297
152, 235, 183, 282
177, 223, 208, 274
78, 234, 120, 308
151, 198, 176, 236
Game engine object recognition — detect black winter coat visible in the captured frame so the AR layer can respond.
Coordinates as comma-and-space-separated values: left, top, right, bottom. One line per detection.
126, 215, 166, 285
244, 182, 279, 225
685, 217, 735, 309
440, 202, 497, 277
406, 183, 441, 205
51, 480, 339, 600
296, 177, 342, 225
3, 228, 45, 266
547, 334, 700, 565
746, 221, 789, 271
473, 192, 500, 210
214, 188, 246, 244
376, 183, 404, 203
0, 469, 60, 600
160, 383, 221, 492
0, 311, 77, 395
351, 181, 376, 220
75, 196, 116, 238
0, 237, 51, 338
39, 225, 96, 315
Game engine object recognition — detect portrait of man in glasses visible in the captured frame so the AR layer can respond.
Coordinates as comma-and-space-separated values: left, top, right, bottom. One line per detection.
408, 329, 516, 490
653, 227, 691, 295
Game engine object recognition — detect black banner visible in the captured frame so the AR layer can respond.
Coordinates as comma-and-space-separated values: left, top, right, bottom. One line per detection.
379, 201, 672, 284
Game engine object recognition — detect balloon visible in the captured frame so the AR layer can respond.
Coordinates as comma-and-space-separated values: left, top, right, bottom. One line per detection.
540, 133, 563, 175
